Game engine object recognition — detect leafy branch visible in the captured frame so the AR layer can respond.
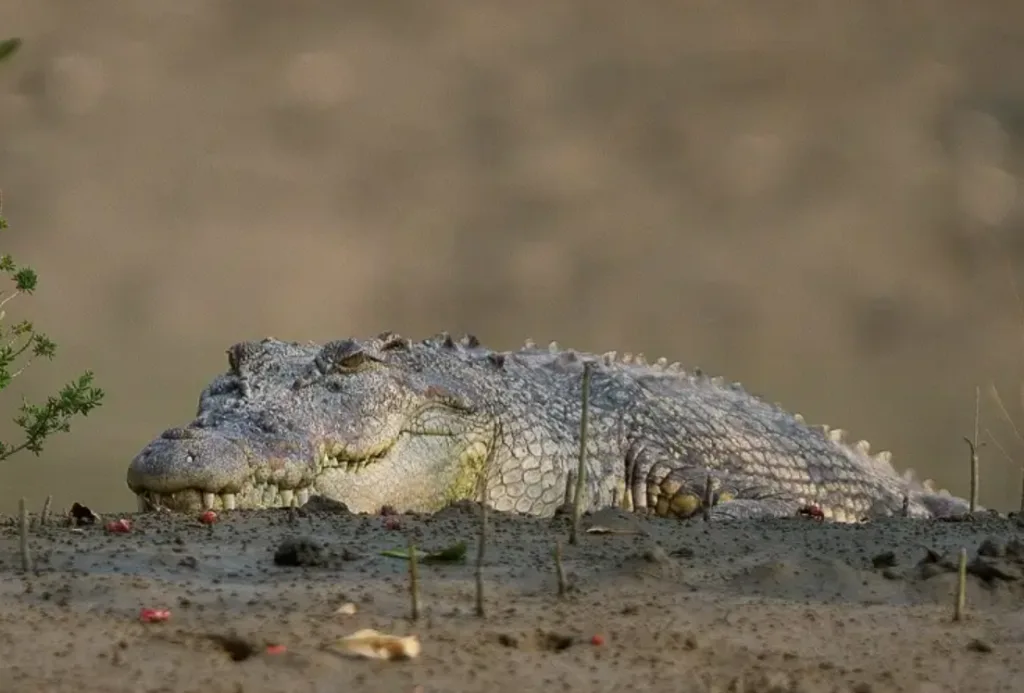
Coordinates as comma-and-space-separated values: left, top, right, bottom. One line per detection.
0, 37, 105, 462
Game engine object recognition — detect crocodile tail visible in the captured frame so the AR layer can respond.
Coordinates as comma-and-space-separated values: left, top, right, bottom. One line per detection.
828, 428, 974, 517
895, 467, 975, 516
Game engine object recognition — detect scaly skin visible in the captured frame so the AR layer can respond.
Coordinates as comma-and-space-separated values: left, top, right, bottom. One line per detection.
126, 332, 972, 521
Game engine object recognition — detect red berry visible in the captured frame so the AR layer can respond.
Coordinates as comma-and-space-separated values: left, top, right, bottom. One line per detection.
139, 608, 171, 623
199, 510, 218, 525
590, 634, 605, 646
798, 505, 825, 520
383, 517, 401, 530
106, 519, 132, 533
265, 644, 287, 655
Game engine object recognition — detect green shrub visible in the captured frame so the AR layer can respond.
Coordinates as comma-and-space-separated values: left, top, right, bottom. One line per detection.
0, 37, 104, 462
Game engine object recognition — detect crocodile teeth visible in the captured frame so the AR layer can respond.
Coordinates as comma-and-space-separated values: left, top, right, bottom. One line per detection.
263, 484, 279, 506
134, 487, 310, 512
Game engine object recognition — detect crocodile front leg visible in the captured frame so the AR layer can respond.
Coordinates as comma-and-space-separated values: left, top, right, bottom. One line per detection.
624, 442, 812, 520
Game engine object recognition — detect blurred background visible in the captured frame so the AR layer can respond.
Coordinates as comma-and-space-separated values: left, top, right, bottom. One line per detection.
2, 0, 1024, 514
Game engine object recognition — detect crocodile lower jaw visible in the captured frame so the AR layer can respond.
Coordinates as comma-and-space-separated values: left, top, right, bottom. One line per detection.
135, 484, 314, 512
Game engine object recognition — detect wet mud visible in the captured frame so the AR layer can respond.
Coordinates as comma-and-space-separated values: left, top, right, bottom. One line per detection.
2, 504, 1024, 692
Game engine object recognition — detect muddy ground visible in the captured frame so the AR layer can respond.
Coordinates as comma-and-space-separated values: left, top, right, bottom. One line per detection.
2, 504, 1024, 693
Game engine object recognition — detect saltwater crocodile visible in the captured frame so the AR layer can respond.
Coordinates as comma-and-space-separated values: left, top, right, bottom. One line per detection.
126, 332, 971, 522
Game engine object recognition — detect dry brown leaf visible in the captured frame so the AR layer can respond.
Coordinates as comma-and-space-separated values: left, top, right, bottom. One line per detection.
336, 628, 421, 660
334, 602, 358, 616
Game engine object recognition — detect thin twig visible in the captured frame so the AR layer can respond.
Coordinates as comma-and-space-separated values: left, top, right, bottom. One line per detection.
969, 439, 979, 513
901, 494, 909, 518
18, 497, 31, 572
953, 547, 967, 622
570, 362, 592, 546
408, 537, 419, 622
563, 470, 575, 507
962, 436, 980, 514
983, 427, 1013, 466
475, 452, 491, 619
988, 383, 1024, 449
40, 495, 52, 527
554, 540, 567, 598
0, 290, 22, 312
623, 454, 636, 513
702, 474, 713, 522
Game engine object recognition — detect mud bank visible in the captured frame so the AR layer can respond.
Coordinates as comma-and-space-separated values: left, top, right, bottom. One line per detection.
2, 504, 1024, 692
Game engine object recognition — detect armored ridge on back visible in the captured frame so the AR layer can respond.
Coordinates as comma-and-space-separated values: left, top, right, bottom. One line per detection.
126, 331, 972, 522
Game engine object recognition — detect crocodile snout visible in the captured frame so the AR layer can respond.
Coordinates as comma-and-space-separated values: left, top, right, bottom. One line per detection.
127, 426, 251, 498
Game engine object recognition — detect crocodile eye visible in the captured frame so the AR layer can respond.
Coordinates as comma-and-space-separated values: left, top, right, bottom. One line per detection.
336, 351, 369, 371
315, 339, 375, 375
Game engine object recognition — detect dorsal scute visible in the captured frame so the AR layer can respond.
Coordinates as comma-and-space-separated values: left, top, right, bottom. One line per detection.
555, 350, 579, 367
380, 333, 411, 351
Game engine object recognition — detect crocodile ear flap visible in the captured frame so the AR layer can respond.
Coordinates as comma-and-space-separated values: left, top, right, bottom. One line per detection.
379, 334, 412, 352
316, 339, 377, 374
335, 350, 371, 371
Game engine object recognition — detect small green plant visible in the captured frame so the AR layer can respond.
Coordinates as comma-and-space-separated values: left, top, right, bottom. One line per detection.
0, 37, 104, 461
0, 192, 105, 462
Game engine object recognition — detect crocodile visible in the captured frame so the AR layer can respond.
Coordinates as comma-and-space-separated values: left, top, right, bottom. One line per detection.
126, 332, 972, 522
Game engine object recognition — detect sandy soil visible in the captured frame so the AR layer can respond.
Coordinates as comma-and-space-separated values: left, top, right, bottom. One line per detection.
2, 503, 1023, 693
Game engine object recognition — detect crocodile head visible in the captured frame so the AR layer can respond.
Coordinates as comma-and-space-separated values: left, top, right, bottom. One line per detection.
126, 334, 493, 514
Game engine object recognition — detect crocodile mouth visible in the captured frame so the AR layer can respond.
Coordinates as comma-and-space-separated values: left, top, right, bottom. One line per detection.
135, 483, 315, 512
319, 439, 394, 473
